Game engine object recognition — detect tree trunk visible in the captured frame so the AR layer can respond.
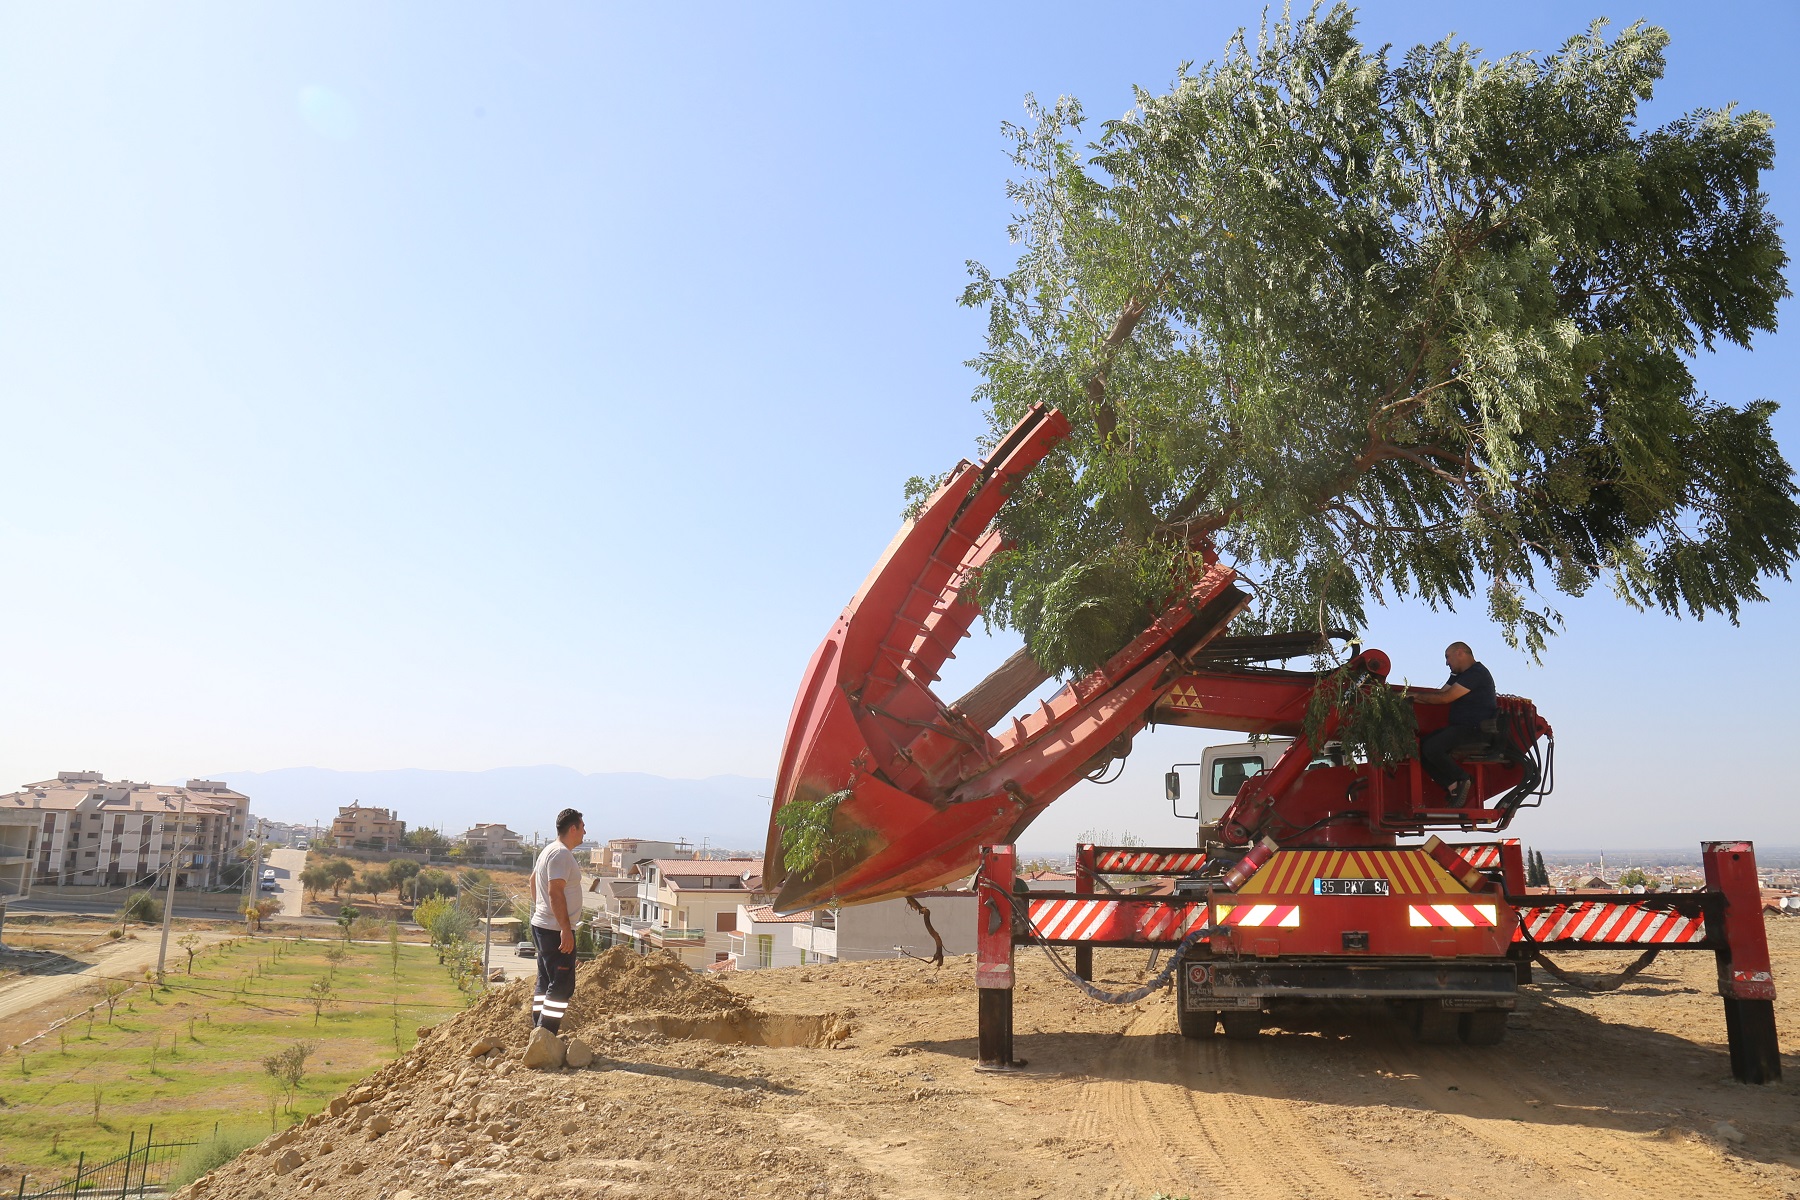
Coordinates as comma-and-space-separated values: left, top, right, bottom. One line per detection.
951, 646, 1055, 731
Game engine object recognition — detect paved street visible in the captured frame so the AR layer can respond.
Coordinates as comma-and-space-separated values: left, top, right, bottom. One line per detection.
267, 846, 308, 917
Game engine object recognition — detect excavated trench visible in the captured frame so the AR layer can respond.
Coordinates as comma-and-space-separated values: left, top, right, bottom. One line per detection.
623, 1010, 852, 1048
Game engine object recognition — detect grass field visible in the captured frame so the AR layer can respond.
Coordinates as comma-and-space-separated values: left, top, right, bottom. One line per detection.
0, 935, 468, 1173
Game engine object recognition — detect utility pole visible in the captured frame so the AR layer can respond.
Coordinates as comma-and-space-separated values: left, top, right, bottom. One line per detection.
155, 792, 187, 984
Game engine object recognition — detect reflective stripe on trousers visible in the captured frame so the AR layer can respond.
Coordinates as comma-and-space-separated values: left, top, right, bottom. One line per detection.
531, 924, 577, 1033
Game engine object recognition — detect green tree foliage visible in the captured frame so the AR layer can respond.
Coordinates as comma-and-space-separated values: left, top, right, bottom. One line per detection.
323, 859, 355, 899
960, 7, 1796, 681
1528, 848, 1552, 886
261, 1043, 316, 1108
776, 790, 864, 875
299, 864, 331, 901
403, 827, 449, 855
1617, 866, 1654, 888
412, 868, 457, 901
415, 895, 474, 959
385, 858, 422, 892
354, 869, 389, 900
118, 892, 162, 926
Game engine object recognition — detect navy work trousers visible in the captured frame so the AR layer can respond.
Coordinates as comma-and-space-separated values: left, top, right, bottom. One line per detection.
1420, 724, 1487, 792
531, 924, 577, 1033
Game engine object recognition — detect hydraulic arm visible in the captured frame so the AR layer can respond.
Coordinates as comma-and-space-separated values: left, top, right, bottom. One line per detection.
763, 405, 1547, 909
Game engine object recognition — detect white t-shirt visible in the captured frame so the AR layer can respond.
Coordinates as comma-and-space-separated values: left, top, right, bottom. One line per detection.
531, 842, 583, 932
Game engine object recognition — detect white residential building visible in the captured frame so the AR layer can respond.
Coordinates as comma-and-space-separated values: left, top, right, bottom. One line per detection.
727, 904, 812, 970
598, 838, 691, 875
3, 773, 250, 890
791, 890, 979, 964
609, 858, 766, 967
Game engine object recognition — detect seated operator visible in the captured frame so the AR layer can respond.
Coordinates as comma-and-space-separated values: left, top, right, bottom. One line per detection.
1407, 641, 1497, 808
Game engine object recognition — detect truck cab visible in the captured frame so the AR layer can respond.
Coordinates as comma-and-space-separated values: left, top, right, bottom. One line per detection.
1167, 738, 1293, 844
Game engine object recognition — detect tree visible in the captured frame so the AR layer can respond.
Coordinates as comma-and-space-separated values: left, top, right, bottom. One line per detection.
324, 859, 355, 899
385, 858, 421, 894
262, 1040, 315, 1107
241, 898, 279, 932
177, 932, 203, 975
337, 905, 358, 941
98, 979, 130, 1024
403, 827, 449, 856
1618, 867, 1652, 889
956, 9, 1797, 718
299, 864, 331, 902
355, 869, 389, 901
415, 896, 473, 961
305, 977, 335, 1027
411, 868, 457, 902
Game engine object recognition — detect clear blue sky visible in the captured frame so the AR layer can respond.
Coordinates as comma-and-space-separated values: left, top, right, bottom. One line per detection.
1, 2, 1794, 850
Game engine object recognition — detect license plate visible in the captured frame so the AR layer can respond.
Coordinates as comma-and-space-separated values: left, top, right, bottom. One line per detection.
1312, 878, 1390, 896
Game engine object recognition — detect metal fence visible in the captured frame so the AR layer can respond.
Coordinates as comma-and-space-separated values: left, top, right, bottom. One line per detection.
12, 1127, 194, 1199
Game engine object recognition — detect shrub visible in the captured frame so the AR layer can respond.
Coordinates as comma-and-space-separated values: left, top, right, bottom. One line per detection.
118, 892, 163, 925
167, 1127, 265, 1188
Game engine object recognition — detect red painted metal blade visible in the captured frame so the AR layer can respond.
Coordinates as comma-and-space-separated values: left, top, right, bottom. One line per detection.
764, 405, 1249, 911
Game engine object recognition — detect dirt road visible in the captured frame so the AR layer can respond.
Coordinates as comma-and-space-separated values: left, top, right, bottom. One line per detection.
0, 932, 226, 1031
179, 923, 1800, 1200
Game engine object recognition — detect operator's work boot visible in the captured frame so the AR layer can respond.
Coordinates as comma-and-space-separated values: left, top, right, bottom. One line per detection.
1446, 779, 1471, 808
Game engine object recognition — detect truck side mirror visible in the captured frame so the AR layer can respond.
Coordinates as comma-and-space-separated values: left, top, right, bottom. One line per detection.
1165, 771, 1181, 802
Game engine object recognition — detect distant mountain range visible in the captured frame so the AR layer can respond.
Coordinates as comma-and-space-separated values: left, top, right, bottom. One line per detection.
207, 766, 775, 852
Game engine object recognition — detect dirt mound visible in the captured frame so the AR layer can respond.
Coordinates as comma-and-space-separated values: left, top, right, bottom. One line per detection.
565, 946, 746, 1023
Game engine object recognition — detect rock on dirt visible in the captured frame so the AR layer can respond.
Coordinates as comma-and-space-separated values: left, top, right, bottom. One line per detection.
522, 1026, 564, 1069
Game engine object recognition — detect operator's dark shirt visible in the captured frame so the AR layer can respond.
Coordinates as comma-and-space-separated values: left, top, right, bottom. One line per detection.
1446, 662, 1497, 727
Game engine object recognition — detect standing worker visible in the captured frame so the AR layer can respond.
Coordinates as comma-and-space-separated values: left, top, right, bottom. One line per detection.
529, 808, 586, 1035
1409, 641, 1497, 807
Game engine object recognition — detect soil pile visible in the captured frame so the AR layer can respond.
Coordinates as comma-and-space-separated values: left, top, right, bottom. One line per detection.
565, 946, 746, 1022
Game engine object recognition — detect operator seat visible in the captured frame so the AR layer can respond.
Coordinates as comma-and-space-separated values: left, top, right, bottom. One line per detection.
1445, 713, 1537, 811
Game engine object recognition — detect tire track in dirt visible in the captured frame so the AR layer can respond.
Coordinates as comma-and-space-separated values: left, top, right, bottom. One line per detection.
1080, 1006, 1376, 1200
1362, 1035, 1781, 1199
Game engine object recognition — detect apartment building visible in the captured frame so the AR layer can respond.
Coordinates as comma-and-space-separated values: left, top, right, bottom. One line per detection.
610, 858, 765, 967
329, 803, 405, 852
0, 810, 39, 900
459, 823, 522, 861
3, 772, 249, 889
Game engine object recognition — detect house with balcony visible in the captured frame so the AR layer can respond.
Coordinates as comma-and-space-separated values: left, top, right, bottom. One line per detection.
3, 772, 249, 890
329, 803, 405, 852
610, 858, 765, 967
458, 823, 523, 862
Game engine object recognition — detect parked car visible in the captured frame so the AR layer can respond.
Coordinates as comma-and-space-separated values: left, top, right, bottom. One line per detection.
260, 879, 278, 891
514, 940, 536, 958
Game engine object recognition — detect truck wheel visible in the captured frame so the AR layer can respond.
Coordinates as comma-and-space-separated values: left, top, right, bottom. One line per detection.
1411, 1002, 1460, 1045
1177, 1006, 1220, 1039
1219, 1010, 1264, 1039
1460, 1010, 1508, 1046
